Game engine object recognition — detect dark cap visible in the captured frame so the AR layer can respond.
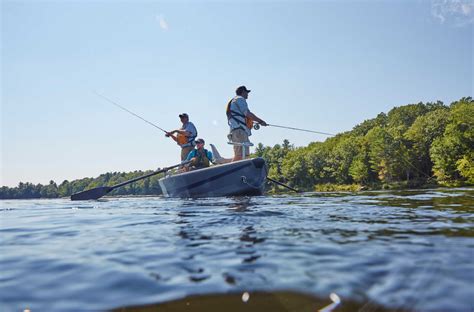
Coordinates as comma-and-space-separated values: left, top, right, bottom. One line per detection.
195, 138, 205, 144
236, 86, 251, 95
179, 113, 189, 118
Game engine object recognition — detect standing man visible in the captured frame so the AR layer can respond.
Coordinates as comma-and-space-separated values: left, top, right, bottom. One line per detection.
166, 113, 198, 161
226, 86, 267, 161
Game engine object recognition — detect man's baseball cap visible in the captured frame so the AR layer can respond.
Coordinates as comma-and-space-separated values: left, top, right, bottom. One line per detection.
179, 113, 189, 118
195, 138, 205, 144
236, 86, 251, 95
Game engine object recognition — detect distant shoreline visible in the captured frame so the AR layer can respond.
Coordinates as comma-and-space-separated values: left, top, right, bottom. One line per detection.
2, 185, 469, 201
2, 97, 472, 200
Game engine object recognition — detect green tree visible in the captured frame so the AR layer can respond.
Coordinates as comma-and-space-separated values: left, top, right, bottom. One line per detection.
405, 107, 450, 178
431, 97, 474, 185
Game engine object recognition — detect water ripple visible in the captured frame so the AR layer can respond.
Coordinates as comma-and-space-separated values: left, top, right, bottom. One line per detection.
0, 188, 472, 311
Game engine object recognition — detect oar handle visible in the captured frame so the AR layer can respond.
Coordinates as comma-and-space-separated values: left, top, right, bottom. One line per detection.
112, 161, 190, 189
112, 171, 162, 189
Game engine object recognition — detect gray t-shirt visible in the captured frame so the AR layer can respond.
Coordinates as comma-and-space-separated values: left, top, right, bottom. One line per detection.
228, 96, 251, 135
180, 121, 197, 147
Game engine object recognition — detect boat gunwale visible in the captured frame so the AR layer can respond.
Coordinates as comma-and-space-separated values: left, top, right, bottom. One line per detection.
162, 157, 264, 179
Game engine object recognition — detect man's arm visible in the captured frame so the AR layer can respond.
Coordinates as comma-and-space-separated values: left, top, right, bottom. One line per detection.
166, 129, 192, 136
165, 130, 179, 142
179, 122, 197, 137
207, 150, 215, 163
175, 129, 192, 136
237, 98, 267, 126
247, 111, 267, 126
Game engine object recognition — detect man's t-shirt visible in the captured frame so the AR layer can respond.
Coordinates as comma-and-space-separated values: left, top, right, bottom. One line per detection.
180, 122, 197, 147
185, 149, 214, 162
228, 96, 251, 136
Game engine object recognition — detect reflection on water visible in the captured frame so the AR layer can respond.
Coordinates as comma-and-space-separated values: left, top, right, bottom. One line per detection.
0, 188, 473, 311
175, 197, 266, 286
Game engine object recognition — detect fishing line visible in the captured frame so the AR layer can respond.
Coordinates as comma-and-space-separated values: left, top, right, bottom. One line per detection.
93, 91, 168, 133
263, 122, 433, 180
261, 122, 434, 181
256, 123, 335, 136
392, 145, 436, 181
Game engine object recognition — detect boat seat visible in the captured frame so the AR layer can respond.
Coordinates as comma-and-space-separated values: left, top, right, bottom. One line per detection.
227, 141, 254, 160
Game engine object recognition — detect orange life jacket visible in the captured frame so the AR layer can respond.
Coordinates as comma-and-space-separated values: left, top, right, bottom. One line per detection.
226, 99, 253, 130
176, 133, 187, 145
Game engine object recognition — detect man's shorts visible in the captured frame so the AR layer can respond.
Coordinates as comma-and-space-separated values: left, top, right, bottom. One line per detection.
230, 128, 250, 158
181, 146, 194, 161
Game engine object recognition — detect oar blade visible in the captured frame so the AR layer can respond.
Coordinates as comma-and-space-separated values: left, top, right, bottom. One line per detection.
70, 161, 187, 201
70, 186, 113, 201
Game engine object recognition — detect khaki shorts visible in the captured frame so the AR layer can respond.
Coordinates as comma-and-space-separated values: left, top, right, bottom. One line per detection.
181, 146, 194, 161
230, 128, 250, 158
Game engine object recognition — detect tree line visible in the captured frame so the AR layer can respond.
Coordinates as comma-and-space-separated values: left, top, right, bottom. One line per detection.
257, 97, 473, 191
1, 97, 472, 199
0, 171, 164, 199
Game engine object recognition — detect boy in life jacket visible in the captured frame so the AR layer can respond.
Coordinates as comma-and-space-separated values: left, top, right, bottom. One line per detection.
227, 86, 267, 161
166, 113, 198, 161
183, 138, 214, 171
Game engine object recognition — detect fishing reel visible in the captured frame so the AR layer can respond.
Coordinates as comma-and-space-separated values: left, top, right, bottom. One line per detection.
253, 123, 260, 130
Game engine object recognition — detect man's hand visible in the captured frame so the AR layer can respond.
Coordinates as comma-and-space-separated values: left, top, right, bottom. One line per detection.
260, 120, 268, 126
165, 130, 176, 137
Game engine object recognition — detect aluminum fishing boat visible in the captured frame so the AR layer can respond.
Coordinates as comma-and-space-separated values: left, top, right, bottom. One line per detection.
158, 157, 267, 198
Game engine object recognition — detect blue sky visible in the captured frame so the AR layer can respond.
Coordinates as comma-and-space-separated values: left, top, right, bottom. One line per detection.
1, 0, 472, 187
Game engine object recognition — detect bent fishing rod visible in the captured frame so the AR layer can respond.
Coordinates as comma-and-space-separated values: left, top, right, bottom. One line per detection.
253, 123, 335, 136
93, 91, 168, 134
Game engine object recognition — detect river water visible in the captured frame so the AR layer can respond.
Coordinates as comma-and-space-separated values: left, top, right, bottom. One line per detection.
1, 188, 473, 311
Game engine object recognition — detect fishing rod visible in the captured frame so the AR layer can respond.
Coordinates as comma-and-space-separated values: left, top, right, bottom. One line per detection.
95, 91, 335, 137
253, 123, 335, 136
93, 91, 168, 133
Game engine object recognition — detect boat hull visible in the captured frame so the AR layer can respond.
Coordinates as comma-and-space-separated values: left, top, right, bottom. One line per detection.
158, 157, 268, 198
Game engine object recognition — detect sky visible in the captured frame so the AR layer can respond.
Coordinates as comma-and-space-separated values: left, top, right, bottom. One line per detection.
1, 0, 473, 187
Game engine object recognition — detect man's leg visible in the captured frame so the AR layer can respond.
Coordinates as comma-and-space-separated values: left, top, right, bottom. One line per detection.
181, 146, 193, 161
231, 129, 249, 161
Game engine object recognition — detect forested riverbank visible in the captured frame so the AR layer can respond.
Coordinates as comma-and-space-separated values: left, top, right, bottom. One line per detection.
259, 97, 473, 192
1, 97, 472, 199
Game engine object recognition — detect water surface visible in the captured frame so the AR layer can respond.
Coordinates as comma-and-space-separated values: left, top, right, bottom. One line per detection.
1, 188, 473, 311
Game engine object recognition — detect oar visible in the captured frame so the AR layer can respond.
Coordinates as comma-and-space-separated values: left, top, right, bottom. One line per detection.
267, 177, 300, 193
70, 162, 188, 201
